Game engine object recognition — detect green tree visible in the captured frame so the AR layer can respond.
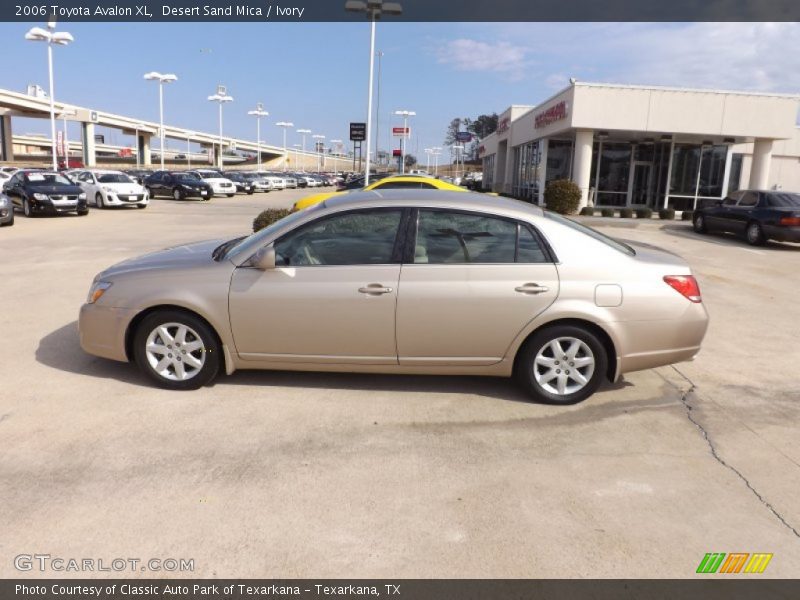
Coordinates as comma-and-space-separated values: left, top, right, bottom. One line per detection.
404, 154, 417, 169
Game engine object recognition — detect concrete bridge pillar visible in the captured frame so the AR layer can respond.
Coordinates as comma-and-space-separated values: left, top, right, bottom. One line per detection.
81, 122, 96, 167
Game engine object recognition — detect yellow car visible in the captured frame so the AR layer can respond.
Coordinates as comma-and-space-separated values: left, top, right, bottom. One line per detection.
291, 175, 468, 211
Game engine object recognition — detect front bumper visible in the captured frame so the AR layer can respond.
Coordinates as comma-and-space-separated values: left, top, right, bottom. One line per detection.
79, 303, 137, 362
211, 184, 235, 195
105, 192, 148, 206
29, 197, 87, 215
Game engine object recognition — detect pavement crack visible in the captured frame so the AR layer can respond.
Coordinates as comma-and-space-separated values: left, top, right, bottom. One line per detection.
669, 365, 800, 539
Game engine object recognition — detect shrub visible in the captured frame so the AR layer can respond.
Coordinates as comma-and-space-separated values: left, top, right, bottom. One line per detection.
579, 206, 595, 216
635, 208, 653, 219
544, 179, 581, 215
619, 208, 634, 218
253, 208, 292, 232
601, 208, 615, 218
659, 208, 676, 220
681, 210, 694, 221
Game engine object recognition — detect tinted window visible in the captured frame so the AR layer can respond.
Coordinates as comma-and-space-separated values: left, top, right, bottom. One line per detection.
767, 193, 800, 208
415, 210, 517, 264
517, 226, 548, 263
738, 192, 758, 207
24, 172, 72, 186
97, 173, 133, 184
275, 209, 402, 266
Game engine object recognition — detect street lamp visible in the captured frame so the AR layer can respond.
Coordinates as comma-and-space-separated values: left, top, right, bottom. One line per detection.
25, 19, 74, 171
143, 71, 178, 170
313, 134, 325, 172
330, 139, 342, 173
394, 109, 415, 174
374, 50, 384, 164
208, 85, 233, 169
247, 102, 269, 168
424, 147, 432, 171
344, 0, 402, 185
275, 121, 294, 171
431, 147, 442, 176
296, 128, 311, 172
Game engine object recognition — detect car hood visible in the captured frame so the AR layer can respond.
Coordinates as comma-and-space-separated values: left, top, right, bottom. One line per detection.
99, 239, 225, 278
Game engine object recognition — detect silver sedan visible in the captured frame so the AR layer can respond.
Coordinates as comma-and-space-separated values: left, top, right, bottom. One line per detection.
79, 190, 709, 404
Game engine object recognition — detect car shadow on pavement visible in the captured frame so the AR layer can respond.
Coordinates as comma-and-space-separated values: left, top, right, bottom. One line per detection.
36, 321, 151, 387
37, 321, 635, 402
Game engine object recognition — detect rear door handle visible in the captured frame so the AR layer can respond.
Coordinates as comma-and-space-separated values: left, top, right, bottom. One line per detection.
358, 283, 393, 295
515, 283, 549, 295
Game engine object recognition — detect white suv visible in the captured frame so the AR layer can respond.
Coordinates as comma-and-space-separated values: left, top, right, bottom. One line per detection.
187, 170, 236, 197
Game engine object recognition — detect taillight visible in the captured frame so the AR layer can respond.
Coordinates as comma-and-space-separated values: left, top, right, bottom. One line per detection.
664, 275, 702, 303
779, 216, 800, 226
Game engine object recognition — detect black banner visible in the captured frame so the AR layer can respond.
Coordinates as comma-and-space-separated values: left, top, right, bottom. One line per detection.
2, 0, 800, 22
3, 580, 800, 600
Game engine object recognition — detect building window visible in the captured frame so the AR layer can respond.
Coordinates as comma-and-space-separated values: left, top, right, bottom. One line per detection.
594, 142, 631, 207
512, 140, 541, 202
546, 139, 573, 183
668, 143, 729, 210
727, 153, 744, 195
482, 154, 495, 190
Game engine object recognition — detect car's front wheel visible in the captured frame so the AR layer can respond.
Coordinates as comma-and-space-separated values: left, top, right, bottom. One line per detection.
746, 221, 766, 246
515, 325, 608, 405
96, 192, 104, 208
132, 310, 220, 390
693, 213, 707, 234
173, 188, 184, 201
23, 198, 34, 217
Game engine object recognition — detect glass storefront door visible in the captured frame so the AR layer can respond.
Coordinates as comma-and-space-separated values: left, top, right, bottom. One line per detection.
629, 162, 653, 206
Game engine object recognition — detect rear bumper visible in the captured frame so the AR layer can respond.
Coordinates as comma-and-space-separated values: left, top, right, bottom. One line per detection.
764, 225, 800, 243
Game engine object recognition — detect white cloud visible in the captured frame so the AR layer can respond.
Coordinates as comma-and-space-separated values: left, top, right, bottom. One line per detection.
435, 38, 530, 81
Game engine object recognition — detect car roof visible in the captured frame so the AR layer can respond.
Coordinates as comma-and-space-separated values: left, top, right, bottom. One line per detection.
322, 189, 545, 219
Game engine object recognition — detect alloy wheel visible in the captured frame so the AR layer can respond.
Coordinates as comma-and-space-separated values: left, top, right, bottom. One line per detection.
533, 337, 596, 396
144, 322, 206, 382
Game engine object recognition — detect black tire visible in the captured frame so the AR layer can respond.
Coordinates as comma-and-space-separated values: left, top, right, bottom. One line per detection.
0, 213, 12, 227
146, 186, 156, 198
515, 325, 608, 405
96, 192, 104, 208
23, 198, 34, 218
136, 204, 147, 209
227, 193, 235, 198
247, 188, 255, 195
746, 221, 766, 246
132, 310, 221, 390
172, 188, 184, 201
693, 213, 707, 234
77, 209, 89, 216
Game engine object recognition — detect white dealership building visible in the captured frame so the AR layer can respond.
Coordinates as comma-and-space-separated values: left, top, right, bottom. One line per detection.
479, 81, 800, 211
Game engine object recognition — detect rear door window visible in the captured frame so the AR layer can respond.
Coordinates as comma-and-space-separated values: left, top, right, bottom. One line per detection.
414, 210, 519, 264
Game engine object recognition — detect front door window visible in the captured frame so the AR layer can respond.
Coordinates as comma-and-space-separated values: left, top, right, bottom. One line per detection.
629, 162, 653, 206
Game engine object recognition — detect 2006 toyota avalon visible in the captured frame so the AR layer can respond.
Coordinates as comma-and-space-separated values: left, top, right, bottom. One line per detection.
79, 190, 709, 404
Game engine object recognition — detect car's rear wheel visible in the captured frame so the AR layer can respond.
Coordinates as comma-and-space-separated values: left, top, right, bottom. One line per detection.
746, 221, 766, 246
146, 186, 156, 198
95, 192, 104, 208
693, 213, 707, 233
515, 325, 608, 405
132, 310, 220, 390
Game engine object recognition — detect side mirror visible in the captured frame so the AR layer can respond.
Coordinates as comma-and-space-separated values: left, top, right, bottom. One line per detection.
250, 244, 276, 270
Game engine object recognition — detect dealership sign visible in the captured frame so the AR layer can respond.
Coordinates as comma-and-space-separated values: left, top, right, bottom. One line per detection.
535, 101, 569, 129
349, 122, 366, 142
392, 127, 410, 138
456, 131, 473, 142
496, 117, 511, 134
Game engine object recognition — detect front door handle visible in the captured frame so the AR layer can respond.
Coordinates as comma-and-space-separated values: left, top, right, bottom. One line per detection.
515, 283, 549, 295
358, 283, 393, 295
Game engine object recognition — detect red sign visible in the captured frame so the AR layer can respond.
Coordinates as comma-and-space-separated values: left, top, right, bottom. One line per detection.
392, 127, 410, 137
478, 145, 486, 156
535, 101, 568, 129
496, 117, 510, 134
392, 149, 402, 157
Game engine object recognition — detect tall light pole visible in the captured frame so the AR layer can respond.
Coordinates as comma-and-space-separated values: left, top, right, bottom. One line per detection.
313, 134, 325, 172
208, 85, 233, 169
25, 19, 74, 171
431, 147, 442, 176
296, 128, 311, 172
330, 139, 342, 173
293, 143, 301, 172
344, 0, 402, 185
394, 109, 415, 174
247, 102, 269, 168
275, 121, 294, 171
143, 71, 177, 170
374, 50, 384, 165
424, 148, 432, 171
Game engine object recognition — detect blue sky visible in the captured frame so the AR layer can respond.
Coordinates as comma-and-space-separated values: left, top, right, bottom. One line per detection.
2, 21, 798, 161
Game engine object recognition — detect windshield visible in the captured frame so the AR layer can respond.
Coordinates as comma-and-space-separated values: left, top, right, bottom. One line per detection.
97, 173, 133, 184
544, 211, 635, 256
221, 204, 324, 261
25, 172, 73, 186
175, 173, 201, 183
196, 171, 222, 179
768, 193, 800, 208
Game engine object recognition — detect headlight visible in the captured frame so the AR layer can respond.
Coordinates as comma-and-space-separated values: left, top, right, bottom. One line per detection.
0, 196, 8, 207
86, 281, 113, 304
33, 193, 49, 201
78, 193, 87, 200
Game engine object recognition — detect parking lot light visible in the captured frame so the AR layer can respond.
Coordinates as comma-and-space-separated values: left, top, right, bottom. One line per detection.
143, 71, 178, 170
313, 134, 325, 172
276, 122, 294, 171
394, 109, 415, 174
25, 21, 74, 171
208, 85, 233, 169
344, 0, 403, 185
296, 129, 311, 172
247, 102, 269, 168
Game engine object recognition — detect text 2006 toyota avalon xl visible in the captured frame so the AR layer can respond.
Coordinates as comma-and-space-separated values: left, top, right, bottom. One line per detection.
79, 190, 708, 404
